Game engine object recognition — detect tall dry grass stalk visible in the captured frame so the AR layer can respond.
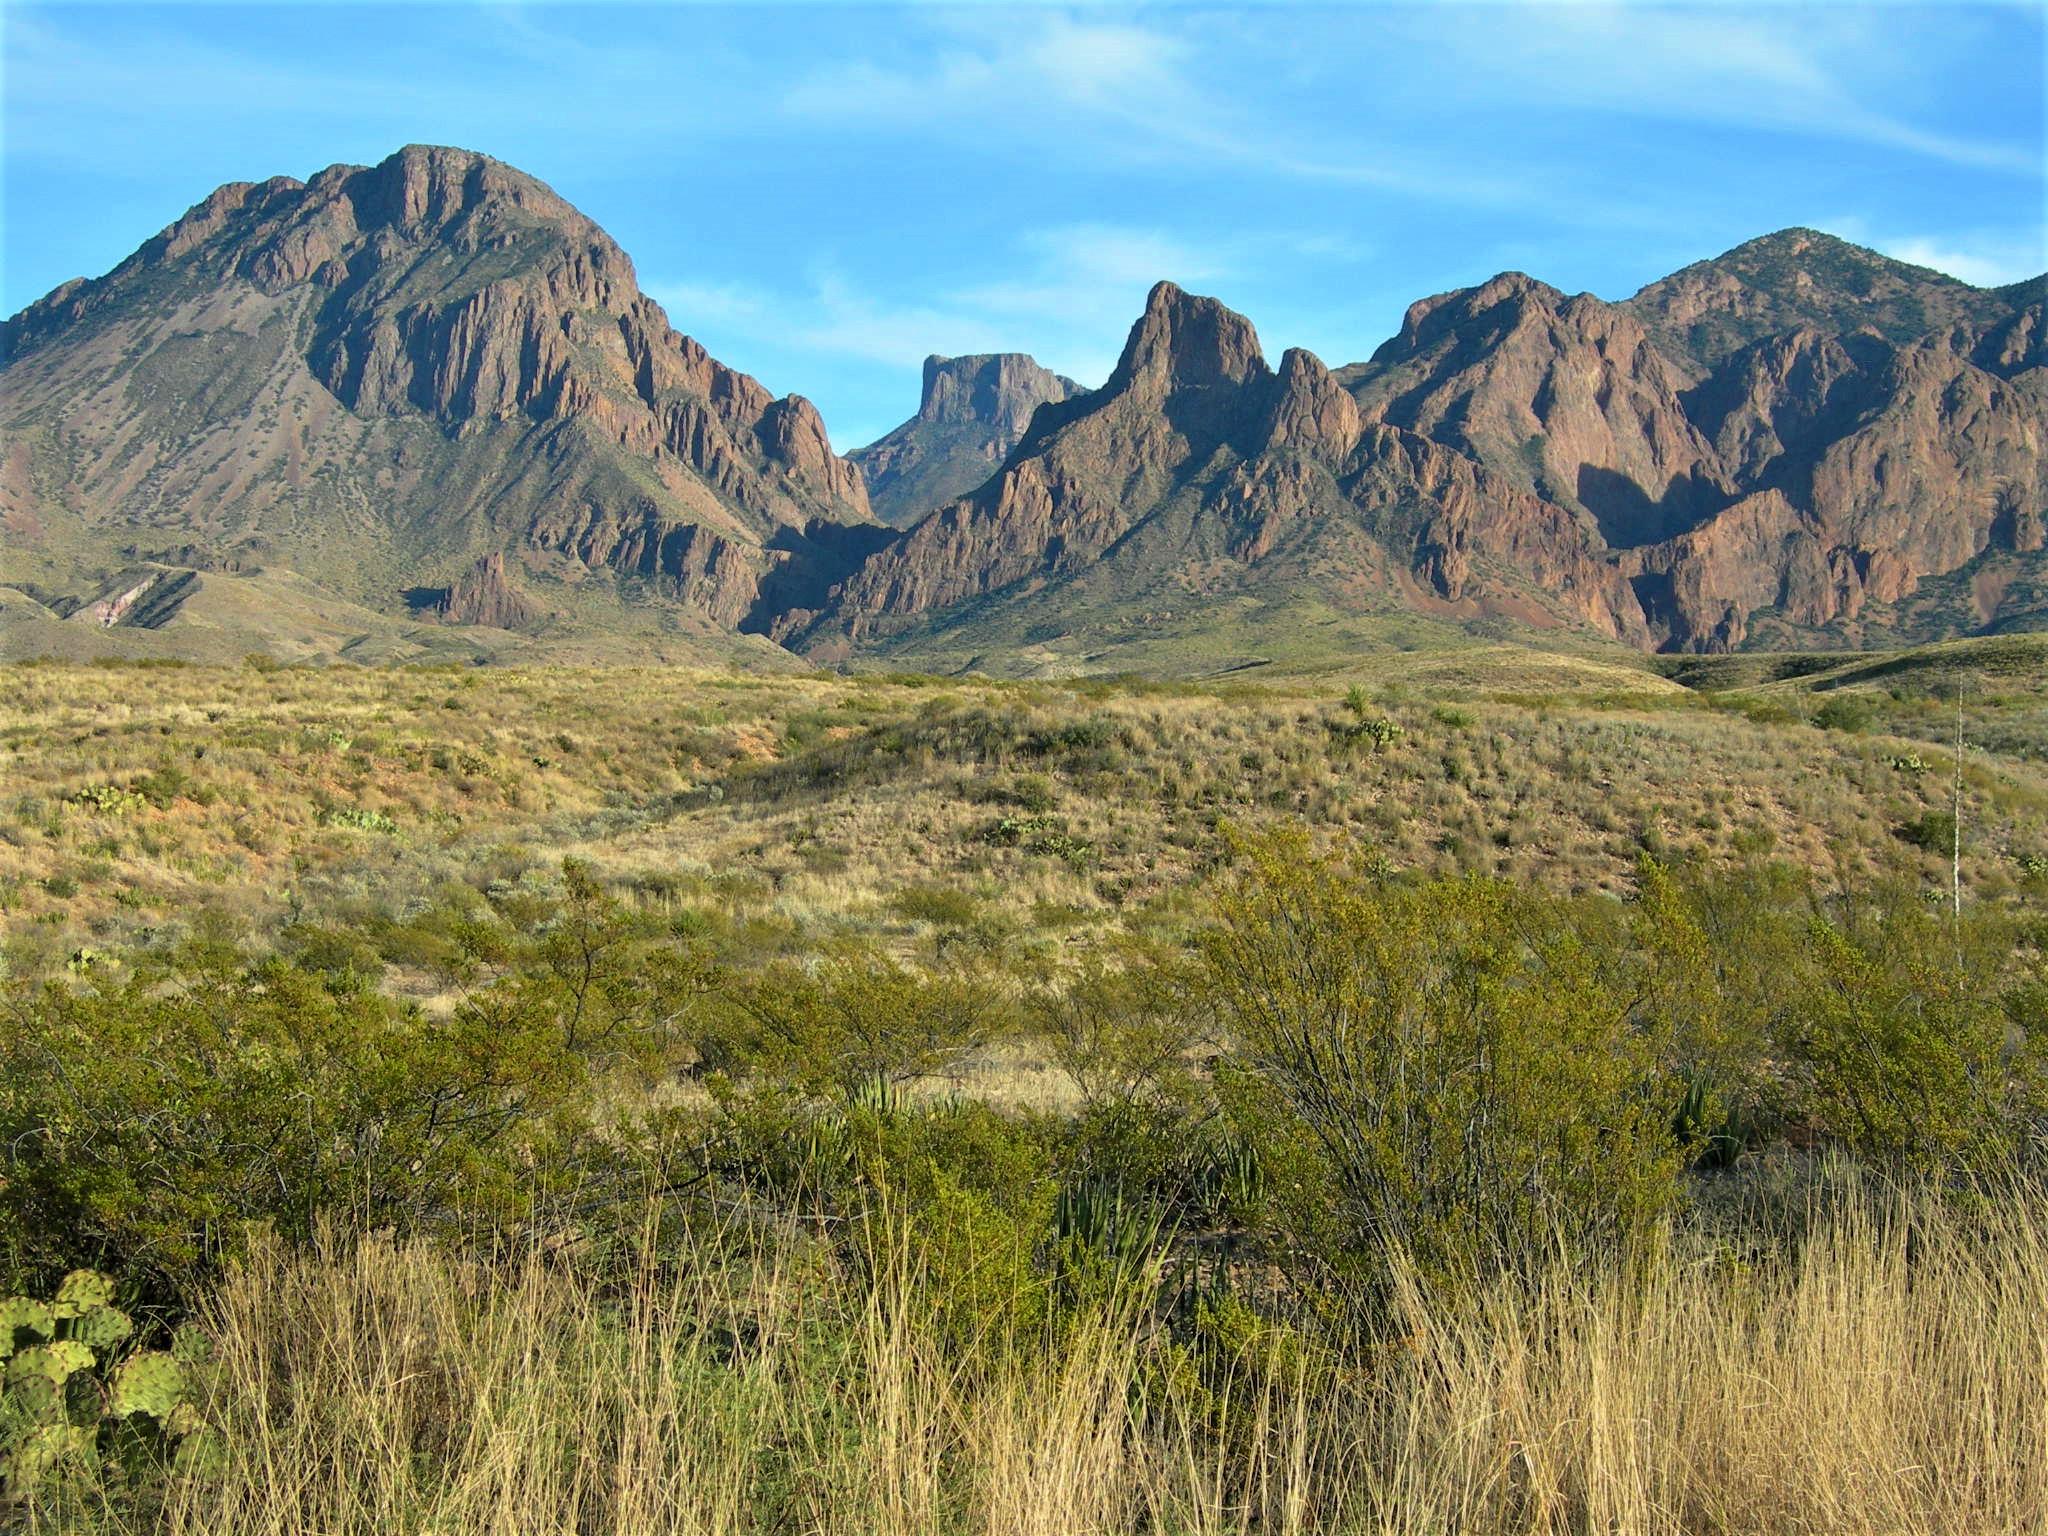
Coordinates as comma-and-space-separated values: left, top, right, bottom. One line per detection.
44, 1181, 2048, 1536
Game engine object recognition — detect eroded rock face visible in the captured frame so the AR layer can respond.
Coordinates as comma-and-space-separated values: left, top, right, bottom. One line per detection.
7, 177, 2041, 661
824, 283, 1280, 632
0, 144, 870, 628
806, 251, 2046, 656
432, 551, 543, 631
849, 353, 1082, 526
1348, 273, 1731, 549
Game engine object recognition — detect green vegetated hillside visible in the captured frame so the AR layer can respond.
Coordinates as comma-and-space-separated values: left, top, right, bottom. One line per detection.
3, 643, 2047, 1530
6, 636, 2046, 964
5, 647, 2048, 1532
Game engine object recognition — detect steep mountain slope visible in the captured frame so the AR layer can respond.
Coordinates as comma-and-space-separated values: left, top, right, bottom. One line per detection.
849, 353, 1082, 526
1344, 237, 2045, 649
804, 240, 2043, 669
1627, 228, 2022, 367
6, 165, 2039, 674
800, 283, 1643, 668
0, 145, 878, 655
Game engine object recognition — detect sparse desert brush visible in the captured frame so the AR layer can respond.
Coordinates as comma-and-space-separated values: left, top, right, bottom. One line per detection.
8, 654, 2044, 961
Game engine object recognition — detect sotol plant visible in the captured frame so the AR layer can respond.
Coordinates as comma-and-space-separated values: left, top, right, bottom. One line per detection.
0, 1270, 217, 1500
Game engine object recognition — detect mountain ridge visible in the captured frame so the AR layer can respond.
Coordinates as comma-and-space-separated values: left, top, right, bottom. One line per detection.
6, 145, 2041, 671
847, 352, 1081, 527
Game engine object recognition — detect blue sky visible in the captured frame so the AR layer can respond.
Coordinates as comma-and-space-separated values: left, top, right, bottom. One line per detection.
4, 2, 2042, 450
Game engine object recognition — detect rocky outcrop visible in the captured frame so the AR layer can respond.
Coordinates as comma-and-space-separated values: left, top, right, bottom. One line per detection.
1346, 273, 1731, 547
808, 247, 2045, 657
430, 552, 543, 630
849, 353, 1084, 526
823, 283, 1282, 631
0, 144, 870, 634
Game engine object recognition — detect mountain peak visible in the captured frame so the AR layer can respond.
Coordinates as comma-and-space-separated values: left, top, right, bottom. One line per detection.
1628, 225, 2018, 366
342, 143, 580, 239
1, 142, 874, 646
916, 353, 1082, 433
1109, 282, 1269, 394
1700, 227, 1981, 294
1376, 271, 1570, 360
849, 353, 1083, 526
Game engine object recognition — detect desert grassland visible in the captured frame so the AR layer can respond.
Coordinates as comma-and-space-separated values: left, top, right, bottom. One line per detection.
5, 642, 2048, 1536
33, 1175, 2048, 1536
4, 647, 2043, 979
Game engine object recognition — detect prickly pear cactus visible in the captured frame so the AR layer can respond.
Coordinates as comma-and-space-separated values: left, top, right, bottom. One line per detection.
6, 1340, 95, 1388
48, 1271, 115, 1319
0, 1275, 218, 1504
170, 1323, 214, 1367
0, 1298, 54, 1361
0, 1424, 95, 1490
108, 1352, 186, 1420
5, 1373, 65, 1426
69, 1305, 134, 1352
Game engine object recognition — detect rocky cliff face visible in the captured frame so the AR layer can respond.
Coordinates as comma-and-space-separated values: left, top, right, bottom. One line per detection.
807, 246, 2045, 659
848, 353, 1081, 526
6, 167, 2040, 666
824, 284, 1277, 631
427, 551, 544, 631
0, 145, 872, 635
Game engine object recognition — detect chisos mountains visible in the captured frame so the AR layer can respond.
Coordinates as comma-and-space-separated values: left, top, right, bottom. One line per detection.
0, 145, 881, 668
2, 144, 2041, 673
849, 352, 1083, 528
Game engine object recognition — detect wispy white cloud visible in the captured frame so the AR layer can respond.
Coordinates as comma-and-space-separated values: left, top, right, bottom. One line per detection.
776, 10, 1548, 211
1878, 237, 2041, 288
1398, 2, 2036, 174
649, 219, 1243, 389
782, 14, 1192, 125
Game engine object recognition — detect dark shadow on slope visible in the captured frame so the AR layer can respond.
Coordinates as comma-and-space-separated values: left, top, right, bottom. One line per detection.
1578, 465, 1727, 549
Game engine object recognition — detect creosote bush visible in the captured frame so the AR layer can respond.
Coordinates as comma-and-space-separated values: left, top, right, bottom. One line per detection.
1204, 829, 1685, 1289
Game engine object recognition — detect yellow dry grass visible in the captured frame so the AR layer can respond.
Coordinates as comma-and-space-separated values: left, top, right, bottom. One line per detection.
40, 1178, 2045, 1536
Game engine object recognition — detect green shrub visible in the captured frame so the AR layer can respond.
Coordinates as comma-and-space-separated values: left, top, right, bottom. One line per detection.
979, 814, 1096, 868
714, 945, 1010, 1098
130, 763, 193, 810
890, 883, 985, 930
1813, 695, 1876, 733
1201, 830, 1684, 1290
1034, 937, 1209, 1119
1897, 809, 1958, 854
0, 928, 610, 1301
1777, 893, 2044, 1163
